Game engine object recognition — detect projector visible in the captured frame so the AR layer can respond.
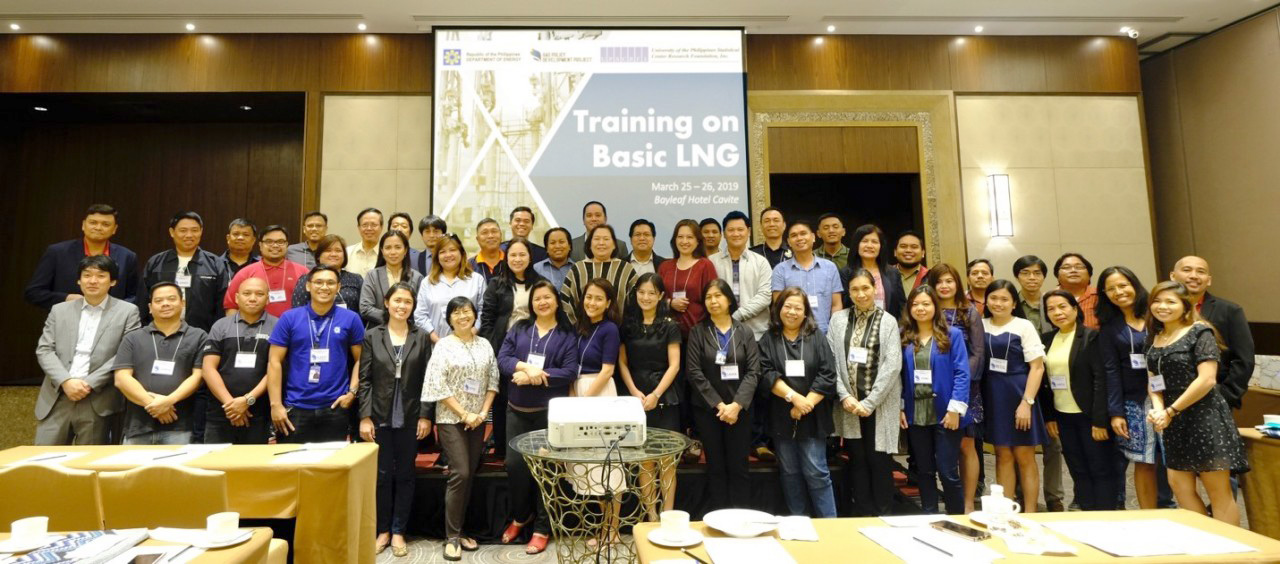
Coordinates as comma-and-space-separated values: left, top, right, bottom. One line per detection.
547, 396, 646, 448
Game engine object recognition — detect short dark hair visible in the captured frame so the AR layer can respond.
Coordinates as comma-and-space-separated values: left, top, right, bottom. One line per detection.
787, 219, 816, 238
896, 229, 923, 246
313, 234, 347, 269
1053, 252, 1094, 278
703, 278, 739, 316
983, 279, 1026, 319
381, 282, 419, 326
769, 286, 817, 337
1012, 255, 1048, 277
85, 204, 118, 219
510, 206, 535, 222
260, 224, 288, 240
228, 218, 258, 237
78, 255, 119, 281
583, 200, 607, 217
760, 206, 783, 220
308, 264, 343, 282
699, 217, 721, 231
389, 212, 413, 230
1043, 289, 1085, 324
722, 210, 750, 230
629, 218, 656, 238
476, 217, 500, 231
356, 207, 383, 225
302, 211, 328, 224
418, 214, 447, 234
149, 281, 182, 301
583, 224, 618, 258
966, 258, 993, 274
444, 296, 477, 332
544, 226, 571, 249
170, 211, 203, 229
817, 212, 843, 226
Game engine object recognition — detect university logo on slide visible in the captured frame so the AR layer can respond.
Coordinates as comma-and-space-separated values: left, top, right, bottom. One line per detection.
443, 49, 462, 66
600, 46, 649, 63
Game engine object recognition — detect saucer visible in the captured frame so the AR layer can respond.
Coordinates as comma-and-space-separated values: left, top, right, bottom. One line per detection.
648, 528, 703, 548
0, 534, 62, 553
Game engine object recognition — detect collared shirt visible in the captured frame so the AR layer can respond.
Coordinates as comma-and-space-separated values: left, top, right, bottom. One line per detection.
269, 304, 365, 409
1065, 285, 1100, 329
770, 256, 843, 333
629, 254, 657, 276
25, 238, 140, 309
345, 243, 380, 277
899, 265, 925, 297
815, 244, 851, 270
69, 300, 107, 379
223, 259, 310, 318
221, 251, 260, 277
533, 259, 573, 291
286, 243, 319, 269
470, 248, 504, 281
202, 313, 278, 401
113, 321, 208, 437
413, 273, 487, 337
1019, 298, 1044, 332
750, 242, 792, 269
412, 248, 434, 276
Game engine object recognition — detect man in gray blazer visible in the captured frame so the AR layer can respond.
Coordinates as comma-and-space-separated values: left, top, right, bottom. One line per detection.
35, 255, 141, 445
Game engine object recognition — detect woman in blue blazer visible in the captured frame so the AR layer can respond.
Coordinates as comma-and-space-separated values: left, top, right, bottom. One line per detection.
899, 284, 972, 515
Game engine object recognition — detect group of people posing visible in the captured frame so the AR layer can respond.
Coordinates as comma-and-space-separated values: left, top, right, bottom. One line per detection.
27, 201, 1255, 560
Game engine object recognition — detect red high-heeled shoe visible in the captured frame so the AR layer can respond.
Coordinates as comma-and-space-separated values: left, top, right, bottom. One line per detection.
525, 533, 549, 555
501, 520, 529, 544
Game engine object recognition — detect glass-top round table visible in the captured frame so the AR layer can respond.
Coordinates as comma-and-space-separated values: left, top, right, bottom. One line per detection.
510, 428, 689, 563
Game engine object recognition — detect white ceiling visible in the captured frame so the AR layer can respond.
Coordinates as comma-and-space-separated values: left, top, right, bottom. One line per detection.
1, 0, 1273, 51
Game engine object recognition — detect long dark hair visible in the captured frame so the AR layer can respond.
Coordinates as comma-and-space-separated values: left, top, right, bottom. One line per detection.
622, 273, 674, 335
584, 224, 619, 261
1144, 281, 1225, 350
494, 237, 544, 290
769, 286, 818, 337
702, 278, 739, 319
380, 282, 418, 327
850, 224, 889, 270
575, 278, 621, 335
901, 284, 951, 353
1095, 265, 1149, 326
926, 263, 971, 326
982, 279, 1026, 319
669, 219, 706, 259
512, 279, 573, 333
374, 231, 413, 283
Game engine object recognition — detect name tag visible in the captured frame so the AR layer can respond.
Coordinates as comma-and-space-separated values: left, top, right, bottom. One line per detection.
268, 289, 287, 303
152, 360, 175, 376
989, 358, 1008, 373
715, 351, 727, 365
1049, 374, 1068, 390
731, 283, 740, 297
310, 348, 330, 364
1148, 373, 1166, 392
308, 365, 322, 384
175, 273, 192, 288
1130, 354, 1147, 369
336, 303, 348, 309
913, 369, 932, 385
785, 359, 805, 377
807, 295, 819, 308
463, 378, 482, 395
848, 347, 869, 364
673, 291, 687, 300
720, 363, 740, 381
527, 353, 546, 370
234, 352, 257, 369
874, 298, 885, 309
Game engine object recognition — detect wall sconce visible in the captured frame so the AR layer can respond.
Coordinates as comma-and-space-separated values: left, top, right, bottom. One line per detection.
987, 174, 1013, 237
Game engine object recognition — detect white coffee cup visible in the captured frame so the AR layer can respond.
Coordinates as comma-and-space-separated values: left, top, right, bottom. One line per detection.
206, 512, 239, 538
659, 510, 691, 536
1264, 414, 1280, 425
982, 494, 1022, 515
11, 516, 49, 541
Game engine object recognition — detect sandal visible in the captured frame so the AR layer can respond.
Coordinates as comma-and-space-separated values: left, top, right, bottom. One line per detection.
459, 537, 479, 551
525, 532, 549, 555
443, 538, 462, 561
392, 544, 409, 557
501, 519, 529, 544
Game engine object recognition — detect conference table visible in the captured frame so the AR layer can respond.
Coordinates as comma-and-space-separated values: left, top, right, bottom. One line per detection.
0, 444, 376, 564
0, 527, 273, 563
634, 509, 1280, 563
1240, 428, 1280, 541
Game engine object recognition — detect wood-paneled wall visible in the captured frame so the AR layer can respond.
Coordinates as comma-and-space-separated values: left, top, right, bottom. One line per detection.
767, 126, 920, 174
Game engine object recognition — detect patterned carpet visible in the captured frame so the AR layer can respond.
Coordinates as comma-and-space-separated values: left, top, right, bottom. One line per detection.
0, 386, 37, 450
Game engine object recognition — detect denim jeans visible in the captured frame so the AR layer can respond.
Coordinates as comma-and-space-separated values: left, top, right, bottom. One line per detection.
774, 437, 837, 518
907, 424, 963, 514
123, 429, 192, 445
279, 406, 350, 444
1057, 412, 1121, 510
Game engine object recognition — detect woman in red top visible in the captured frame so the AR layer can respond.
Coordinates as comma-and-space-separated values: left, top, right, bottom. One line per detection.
658, 219, 718, 337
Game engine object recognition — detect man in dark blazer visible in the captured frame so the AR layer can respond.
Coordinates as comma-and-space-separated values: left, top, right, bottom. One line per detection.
25, 204, 139, 309
626, 218, 666, 276
35, 255, 141, 445
1171, 256, 1255, 409
569, 201, 628, 261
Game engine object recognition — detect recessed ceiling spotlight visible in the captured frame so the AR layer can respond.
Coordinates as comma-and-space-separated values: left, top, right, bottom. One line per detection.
357, 22, 367, 31
240, 105, 252, 111
9, 23, 19, 31
33, 106, 47, 111
814, 37, 824, 45
185, 23, 195, 31
1127, 29, 1140, 39
974, 25, 984, 33
826, 25, 835, 32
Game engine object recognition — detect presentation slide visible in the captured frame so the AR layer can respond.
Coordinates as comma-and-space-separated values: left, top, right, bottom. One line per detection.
432, 28, 749, 249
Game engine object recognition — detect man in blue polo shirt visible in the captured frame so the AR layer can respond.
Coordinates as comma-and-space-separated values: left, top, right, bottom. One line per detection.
266, 265, 364, 443
771, 219, 843, 333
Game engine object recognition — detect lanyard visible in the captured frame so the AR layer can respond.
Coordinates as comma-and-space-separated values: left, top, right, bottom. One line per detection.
984, 325, 1014, 363
716, 325, 736, 363
530, 325, 556, 356
309, 314, 333, 350
151, 329, 186, 364
1126, 324, 1144, 355
783, 333, 805, 364
577, 324, 600, 377
675, 262, 693, 294
234, 314, 262, 356
264, 263, 287, 291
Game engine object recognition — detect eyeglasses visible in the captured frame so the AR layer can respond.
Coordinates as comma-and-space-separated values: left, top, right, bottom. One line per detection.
310, 279, 339, 287
261, 239, 288, 247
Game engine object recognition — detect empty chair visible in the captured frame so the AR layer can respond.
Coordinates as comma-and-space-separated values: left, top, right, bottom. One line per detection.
0, 464, 104, 532
99, 466, 228, 528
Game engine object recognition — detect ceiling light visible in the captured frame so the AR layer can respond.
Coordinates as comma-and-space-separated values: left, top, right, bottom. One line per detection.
1127, 29, 1140, 39
185, 23, 195, 31
826, 25, 835, 32
1120, 26, 1131, 33
33, 106, 47, 112
814, 37, 824, 45
974, 25, 984, 33
240, 105, 252, 111
357, 22, 367, 31
9, 23, 19, 31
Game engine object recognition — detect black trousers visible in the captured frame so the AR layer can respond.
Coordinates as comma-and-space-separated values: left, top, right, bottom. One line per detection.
646, 404, 681, 432
280, 405, 350, 443
375, 425, 418, 534
505, 407, 552, 535
491, 375, 509, 455
1057, 412, 1122, 510
845, 415, 895, 516
692, 407, 752, 512
204, 409, 270, 444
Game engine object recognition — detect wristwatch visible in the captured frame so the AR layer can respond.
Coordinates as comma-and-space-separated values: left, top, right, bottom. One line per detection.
784, 391, 796, 403
244, 394, 256, 406
1023, 396, 1036, 405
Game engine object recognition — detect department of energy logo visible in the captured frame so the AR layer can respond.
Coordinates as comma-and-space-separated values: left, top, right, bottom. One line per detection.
530, 48, 542, 61
443, 49, 462, 66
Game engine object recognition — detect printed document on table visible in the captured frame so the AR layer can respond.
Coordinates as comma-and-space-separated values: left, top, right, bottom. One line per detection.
1045, 519, 1257, 557
704, 537, 796, 564
6, 451, 88, 466
860, 526, 1001, 564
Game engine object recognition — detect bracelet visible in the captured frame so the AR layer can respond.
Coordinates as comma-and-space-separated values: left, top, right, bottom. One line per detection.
1167, 405, 1180, 416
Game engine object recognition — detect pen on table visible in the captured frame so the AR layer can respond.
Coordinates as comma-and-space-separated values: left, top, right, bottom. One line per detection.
274, 449, 305, 456
913, 536, 953, 557
152, 452, 187, 461
680, 547, 710, 564
27, 453, 69, 462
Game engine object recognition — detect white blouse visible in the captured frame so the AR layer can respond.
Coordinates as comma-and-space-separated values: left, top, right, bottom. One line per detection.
421, 335, 500, 425
413, 273, 486, 337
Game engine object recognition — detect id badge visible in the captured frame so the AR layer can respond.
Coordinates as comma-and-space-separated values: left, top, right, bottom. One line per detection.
268, 289, 287, 303
848, 347, 869, 364
715, 351, 727, 365
151, 360, 176, 376
336, 303, 348, 309
1148, 373, 1166, 392
731, 283, 741, 297
1130, 354, 1147, 369
913, 369, 932, 385
308, 364, 322, 384
310, 348, 330, 364
989, 358, 1008, 373
527, 353, 546, 370
672, 291, 687, 300
234, 352, 257, 369
1049, 374, 1068, 390
463, 378, 482, 395
785, 359, 805, 377
175, 273, 193, 288
720, 363, 740, 381
807, 295, 819, 308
